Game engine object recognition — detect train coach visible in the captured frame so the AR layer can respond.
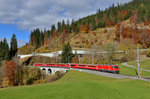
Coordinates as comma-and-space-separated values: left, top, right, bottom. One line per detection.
34, 63, 119, 74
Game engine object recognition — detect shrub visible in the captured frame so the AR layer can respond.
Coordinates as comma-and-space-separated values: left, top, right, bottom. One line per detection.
76, 41, 80, 44
81, 57, 88, 64
82, 40, 85, 43
23, 67, 43, 85
93, 32, 97, 36
50, 71, 65, 82
94, 39, 98, 43
91, 41, 94, 45
147, 48, 150, 57
1, 78, 9, 88
86, 40, 89, 45
34, 79, 46, 84
104, 29, 107, 33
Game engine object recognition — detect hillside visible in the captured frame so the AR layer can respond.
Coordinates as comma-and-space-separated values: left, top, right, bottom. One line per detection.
18, 0, 150, 54
0, 71, 150, 99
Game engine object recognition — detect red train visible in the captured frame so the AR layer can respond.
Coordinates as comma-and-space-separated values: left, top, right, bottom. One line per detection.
34, 63, 120, 74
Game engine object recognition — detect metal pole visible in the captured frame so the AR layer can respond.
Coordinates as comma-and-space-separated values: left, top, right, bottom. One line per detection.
137, 47, 140, 78
78, 55, 80, 64
56, 52, 58, 63
92, 52, 94, 64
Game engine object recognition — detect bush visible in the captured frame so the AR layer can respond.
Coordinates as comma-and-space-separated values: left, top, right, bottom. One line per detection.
1, 78, 9, 88
47, 71, 65, 82
23, 67, 43, 85
34, 79, 46, 84
147, 48, 150, 57
81, 57, 88, 64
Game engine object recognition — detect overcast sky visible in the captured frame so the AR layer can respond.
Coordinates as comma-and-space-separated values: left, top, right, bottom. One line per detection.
0, 0, 132, 43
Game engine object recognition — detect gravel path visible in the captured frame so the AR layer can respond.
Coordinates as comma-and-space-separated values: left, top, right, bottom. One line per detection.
71, 68, 150, 82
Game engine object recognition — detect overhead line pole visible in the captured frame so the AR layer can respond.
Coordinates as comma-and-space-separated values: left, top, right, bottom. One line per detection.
137, 46, 140, 78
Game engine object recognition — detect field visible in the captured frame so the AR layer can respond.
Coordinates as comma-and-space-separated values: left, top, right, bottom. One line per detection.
128, 59, 150, 70
0, 70, 150, 99
119, 63, 150, 78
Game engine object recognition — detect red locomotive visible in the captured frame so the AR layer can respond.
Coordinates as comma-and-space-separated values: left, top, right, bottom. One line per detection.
34, 63, 119, 74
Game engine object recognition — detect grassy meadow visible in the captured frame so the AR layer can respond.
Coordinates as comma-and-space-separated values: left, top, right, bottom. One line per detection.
0, 70, 150, 99
128, 59, 150, 70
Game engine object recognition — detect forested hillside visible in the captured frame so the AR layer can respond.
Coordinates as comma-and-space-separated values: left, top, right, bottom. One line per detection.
19, 0, 150, 54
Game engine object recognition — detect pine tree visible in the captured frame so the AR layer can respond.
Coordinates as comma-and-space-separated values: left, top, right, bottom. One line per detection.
35, 28, 40, 48
57, 21, 62, 34
51, 24, 56, 34
10, 34, 18, 58
71, 19, 75, 32
40, 31, 44, 47
62, 20, 66, 31
3, 38, 10, 60
61, 42, 73, 63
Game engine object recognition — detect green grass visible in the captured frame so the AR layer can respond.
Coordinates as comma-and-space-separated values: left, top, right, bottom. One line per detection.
0, 71, 150, 99
119, 63, 150, 77
128, 59, 150, 70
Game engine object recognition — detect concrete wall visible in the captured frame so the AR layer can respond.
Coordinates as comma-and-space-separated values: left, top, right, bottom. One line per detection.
18, 50, 89, 59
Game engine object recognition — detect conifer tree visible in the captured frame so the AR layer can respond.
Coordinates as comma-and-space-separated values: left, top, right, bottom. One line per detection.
10, 34, 18, 58
62, 20, 66, 31
57, 21, 62, 34
51, 24, 56, 34
61, 42, 73, 63
3, 38, 10, 60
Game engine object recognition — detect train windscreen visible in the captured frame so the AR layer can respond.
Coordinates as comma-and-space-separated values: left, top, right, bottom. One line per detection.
114, 66, 119, 68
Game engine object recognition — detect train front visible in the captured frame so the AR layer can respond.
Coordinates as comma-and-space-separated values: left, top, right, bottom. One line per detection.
113, 65, 119, 74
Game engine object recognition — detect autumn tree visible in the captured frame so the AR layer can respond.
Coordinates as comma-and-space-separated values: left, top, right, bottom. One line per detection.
141, 29, 150, 48
147, 48, 150, 57
72, 51, 79, 63
104, 43, 117, 64
6, 60, 16, 86
119, 38, 136, 61
83, 24, 90, 33
53, 30, 58, 38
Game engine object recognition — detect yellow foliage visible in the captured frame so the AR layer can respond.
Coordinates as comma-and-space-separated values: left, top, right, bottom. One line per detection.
18, 44, 35, 54
1, 78, 9, 88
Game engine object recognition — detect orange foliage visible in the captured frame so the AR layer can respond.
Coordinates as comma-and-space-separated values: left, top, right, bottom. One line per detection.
91, 41, 94, 45
93, 32, 97, 36
115, 23, 121, 40
82, 39, 85, 43
72, 54, 79, 63
115, 23, 150, 48
59, 29, 69, 44
44, 32, 48, 46
6, 60, 16, 86
86, 40, 89, 45
106, 18, 115, 27
122, 10, 127, 16
83, 24, 90, 33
